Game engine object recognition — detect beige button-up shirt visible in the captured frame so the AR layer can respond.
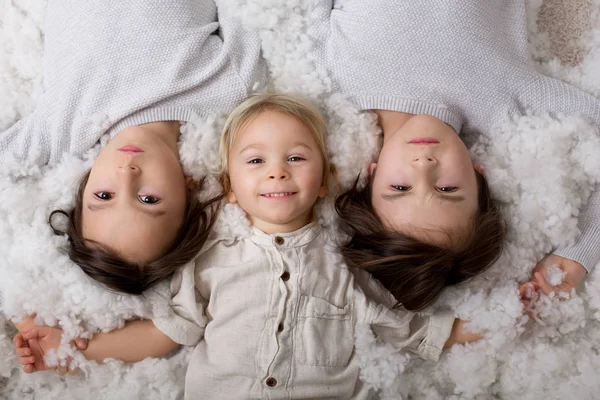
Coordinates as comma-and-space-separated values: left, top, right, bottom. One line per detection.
153, 222, 455, 399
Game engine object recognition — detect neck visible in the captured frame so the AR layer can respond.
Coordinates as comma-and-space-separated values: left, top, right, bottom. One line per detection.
375, 110, 414, 142
251, 213, 313, 235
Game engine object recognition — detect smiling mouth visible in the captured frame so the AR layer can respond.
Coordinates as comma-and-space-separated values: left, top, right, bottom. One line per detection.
261, 192, 297, 198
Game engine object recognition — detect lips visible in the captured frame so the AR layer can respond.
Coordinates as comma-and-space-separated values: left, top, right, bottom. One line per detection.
408, 138, 439, 144
118, 145, 144, 153
261, 192, 296, 198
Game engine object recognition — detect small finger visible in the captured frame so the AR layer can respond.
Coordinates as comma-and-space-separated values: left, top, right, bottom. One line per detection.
75, 338, 88, 350
519, 282, 537, 299
21, 329, 39, 341
534, 272, 555, 297
557, 283, 573, 295
23, 364, 34, 374
19, 356, 36, 365
56, 366, 68, 376
13, 334, 24, 347
556, 286, 571, 300
16, 347, 31, 357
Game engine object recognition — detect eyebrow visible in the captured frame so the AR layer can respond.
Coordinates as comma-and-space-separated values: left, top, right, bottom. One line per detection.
87, 203, 168, 217
381, 192, 466, 203
238, 142, 314, 154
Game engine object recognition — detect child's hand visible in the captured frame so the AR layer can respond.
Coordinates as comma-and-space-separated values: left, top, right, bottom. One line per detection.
533, 254, 586, 296
444, 319, 483, 347
519, 254, 587, 307
13, 327, 87, 374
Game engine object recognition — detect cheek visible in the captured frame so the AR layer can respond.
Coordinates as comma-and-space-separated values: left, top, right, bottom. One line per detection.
306, 166, 325, 190
450, 142, 474, 168
153, 155, 186, 184
229, 167, 253, 191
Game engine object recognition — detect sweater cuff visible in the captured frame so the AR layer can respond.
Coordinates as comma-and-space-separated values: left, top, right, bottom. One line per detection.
417, 311, 455, 361
554, 186, 600, 272
554, 223, 600, 272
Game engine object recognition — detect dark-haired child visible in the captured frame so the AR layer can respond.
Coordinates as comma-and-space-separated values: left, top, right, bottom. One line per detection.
313, 0, 599, 309
0, 0, 265, 307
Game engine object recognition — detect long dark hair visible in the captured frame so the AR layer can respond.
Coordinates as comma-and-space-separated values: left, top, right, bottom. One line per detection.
335, 171, 505, 311
49, 171, 221, 295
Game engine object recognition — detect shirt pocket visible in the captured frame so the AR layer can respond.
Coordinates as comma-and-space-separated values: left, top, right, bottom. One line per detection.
295, 295, 353, 367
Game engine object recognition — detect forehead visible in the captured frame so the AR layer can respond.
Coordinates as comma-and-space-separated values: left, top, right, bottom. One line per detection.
82, 206, 182, 264
232, 110, 318, 149
374, 196, 476, 247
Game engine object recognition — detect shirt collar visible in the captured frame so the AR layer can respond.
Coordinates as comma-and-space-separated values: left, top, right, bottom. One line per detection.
250, 221, 321, 249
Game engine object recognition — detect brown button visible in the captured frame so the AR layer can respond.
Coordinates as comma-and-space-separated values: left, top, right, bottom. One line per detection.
274, 236, 284, 245
281, 271, 290, 281
266, 377, 277, 387
277, 323, 284, 332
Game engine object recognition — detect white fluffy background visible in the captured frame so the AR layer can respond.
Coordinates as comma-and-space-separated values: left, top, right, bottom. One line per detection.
1, 0, 600, 399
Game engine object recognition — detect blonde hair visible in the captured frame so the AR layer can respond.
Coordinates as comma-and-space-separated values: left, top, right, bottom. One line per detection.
219, 93, 331, 192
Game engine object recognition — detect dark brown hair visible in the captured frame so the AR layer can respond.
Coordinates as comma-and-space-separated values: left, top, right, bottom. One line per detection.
49, 171, 221, 295
335, 170, 505, 311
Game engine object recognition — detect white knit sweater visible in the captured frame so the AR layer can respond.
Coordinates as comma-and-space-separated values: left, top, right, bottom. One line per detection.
311, 0, 600, 270
0, 0, 266, 168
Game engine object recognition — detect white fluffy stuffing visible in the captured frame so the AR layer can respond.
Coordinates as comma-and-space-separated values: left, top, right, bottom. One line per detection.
1, 0, 600, 399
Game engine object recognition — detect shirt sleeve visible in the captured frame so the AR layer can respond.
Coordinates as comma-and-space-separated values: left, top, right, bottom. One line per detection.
353, 269, 455, 362
521, 75, 600, 271
152, 261, 208, 346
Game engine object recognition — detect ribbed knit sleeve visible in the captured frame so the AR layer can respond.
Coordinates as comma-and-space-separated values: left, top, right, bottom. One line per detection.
521, 75, 600, 271
0, 111, 53, 169
554, 187, 600, 271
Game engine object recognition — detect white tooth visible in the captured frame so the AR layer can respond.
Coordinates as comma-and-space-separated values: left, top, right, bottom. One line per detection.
264, 192, 292, 197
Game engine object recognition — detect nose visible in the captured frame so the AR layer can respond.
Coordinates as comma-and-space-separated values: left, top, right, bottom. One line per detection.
412, 155, 438, 169
268, 164, 289, 180
118, 163, 141, 176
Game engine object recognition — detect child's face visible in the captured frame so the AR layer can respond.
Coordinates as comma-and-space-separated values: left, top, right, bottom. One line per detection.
370, 115, 481, 248
82, 124, 188, 264
227, 110, 327, 234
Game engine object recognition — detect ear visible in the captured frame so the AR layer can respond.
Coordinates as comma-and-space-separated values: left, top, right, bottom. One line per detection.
185, 176, 198, 192
227, 190, 237, 204
474, 163, 485, 176
368, 162, 377, 177
318, 184, 328, 198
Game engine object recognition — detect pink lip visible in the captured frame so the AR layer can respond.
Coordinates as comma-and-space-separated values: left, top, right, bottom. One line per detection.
118, 145, 144, 153
408, 138, 440, 144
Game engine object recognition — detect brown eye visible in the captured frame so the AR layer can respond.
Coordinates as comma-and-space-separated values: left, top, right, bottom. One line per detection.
139, 195, 160, 204
94, 192, 113, 200
392, 185, 411, 191
438, 187, 458, 192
